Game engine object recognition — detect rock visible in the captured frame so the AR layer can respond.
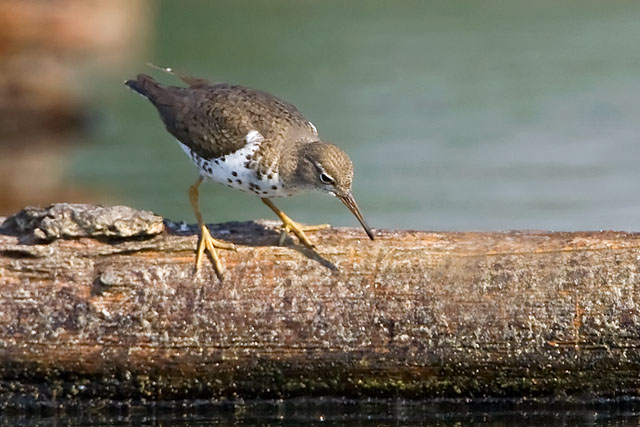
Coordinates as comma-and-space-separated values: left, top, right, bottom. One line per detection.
0, 203, 164, 241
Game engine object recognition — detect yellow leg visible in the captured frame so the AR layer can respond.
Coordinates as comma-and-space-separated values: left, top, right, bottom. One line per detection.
261, 198, 329, 249
189, 176, 235, 279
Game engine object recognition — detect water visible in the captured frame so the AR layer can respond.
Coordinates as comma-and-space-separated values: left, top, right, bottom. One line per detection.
3, 398, 640, 426
72, 0, 640, 233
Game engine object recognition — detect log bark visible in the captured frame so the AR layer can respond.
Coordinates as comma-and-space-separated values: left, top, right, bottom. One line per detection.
0, 204, 639, 405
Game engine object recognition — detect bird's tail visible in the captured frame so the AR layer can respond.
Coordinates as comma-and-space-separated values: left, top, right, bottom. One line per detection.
124, 64, 209, 100
124, 74, 164, 101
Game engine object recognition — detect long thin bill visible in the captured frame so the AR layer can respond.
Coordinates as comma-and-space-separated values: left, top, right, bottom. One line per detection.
339, 193, 374, 240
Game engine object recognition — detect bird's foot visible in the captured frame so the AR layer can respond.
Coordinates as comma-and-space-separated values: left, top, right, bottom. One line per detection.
195, 224, 236, 280
261, 198, 329, 249
279, 219, 330, 249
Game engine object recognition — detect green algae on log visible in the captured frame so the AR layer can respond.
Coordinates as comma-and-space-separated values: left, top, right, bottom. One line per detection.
0, 203, 639, 405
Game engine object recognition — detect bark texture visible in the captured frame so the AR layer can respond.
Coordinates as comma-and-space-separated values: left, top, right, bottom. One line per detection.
0, 204, 639, 405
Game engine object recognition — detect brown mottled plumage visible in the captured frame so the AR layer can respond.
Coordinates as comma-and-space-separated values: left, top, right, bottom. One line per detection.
125, 67, 373, 279
125, 74, 317, 160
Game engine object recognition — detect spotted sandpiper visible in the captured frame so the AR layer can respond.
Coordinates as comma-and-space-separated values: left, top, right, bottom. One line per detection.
125, 66, 374, 279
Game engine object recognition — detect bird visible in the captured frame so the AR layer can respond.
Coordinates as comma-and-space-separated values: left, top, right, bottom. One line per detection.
125, 65, 374, 279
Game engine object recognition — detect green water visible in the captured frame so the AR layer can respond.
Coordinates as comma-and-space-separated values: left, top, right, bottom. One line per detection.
73, 0, 640, 232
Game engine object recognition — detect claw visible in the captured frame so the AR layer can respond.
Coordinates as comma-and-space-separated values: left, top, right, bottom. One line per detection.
195, 224, 236, 280
278, 221, 328, 248
190, 176, 235, 279
262, 197, 328, 249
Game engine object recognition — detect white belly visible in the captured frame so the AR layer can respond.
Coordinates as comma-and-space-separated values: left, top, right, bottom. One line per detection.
177, 132, 291, 198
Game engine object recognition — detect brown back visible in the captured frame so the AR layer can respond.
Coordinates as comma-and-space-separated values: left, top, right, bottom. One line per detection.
126, 74, 319, 160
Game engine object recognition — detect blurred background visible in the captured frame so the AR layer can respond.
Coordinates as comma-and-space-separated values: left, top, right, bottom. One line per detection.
2, 0, 640, 232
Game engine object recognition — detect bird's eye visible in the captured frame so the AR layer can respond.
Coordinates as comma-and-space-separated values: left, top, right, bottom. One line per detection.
320, 173, 334, 184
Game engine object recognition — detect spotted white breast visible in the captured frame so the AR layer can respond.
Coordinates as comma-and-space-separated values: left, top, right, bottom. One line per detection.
177, 130, 291, 198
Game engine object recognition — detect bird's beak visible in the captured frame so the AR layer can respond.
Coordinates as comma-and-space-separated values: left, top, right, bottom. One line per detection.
338, 192, 374, 240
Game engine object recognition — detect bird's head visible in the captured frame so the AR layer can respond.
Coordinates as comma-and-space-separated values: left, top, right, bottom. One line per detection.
296, 142, 374, 240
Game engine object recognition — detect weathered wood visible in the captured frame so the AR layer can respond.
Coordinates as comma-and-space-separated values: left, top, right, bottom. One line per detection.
0, 204, 639, 405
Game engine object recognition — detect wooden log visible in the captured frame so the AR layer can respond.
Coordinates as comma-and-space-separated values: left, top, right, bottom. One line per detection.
0, 204, 639, 406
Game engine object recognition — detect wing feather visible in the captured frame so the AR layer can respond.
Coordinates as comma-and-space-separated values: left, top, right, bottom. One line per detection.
155, 82, 319, 160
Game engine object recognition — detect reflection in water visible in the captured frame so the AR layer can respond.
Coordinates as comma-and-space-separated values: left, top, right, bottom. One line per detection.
0, 0, 152, 214
2, 398, 640, 426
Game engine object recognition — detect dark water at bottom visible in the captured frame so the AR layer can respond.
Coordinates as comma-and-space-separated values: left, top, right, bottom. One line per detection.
3, 398, 640, 426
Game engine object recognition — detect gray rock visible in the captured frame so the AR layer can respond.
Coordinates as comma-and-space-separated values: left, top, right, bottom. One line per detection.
0, 203, 164, 241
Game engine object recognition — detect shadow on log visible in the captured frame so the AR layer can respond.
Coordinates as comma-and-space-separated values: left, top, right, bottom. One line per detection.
0, 203, 639, 407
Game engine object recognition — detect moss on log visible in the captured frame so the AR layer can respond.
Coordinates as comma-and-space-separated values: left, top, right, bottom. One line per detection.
0, 204, 639, 406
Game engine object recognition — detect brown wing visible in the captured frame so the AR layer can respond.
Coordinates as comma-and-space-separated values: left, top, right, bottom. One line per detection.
127, 75, 319, 160
180, 84, 319, 159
